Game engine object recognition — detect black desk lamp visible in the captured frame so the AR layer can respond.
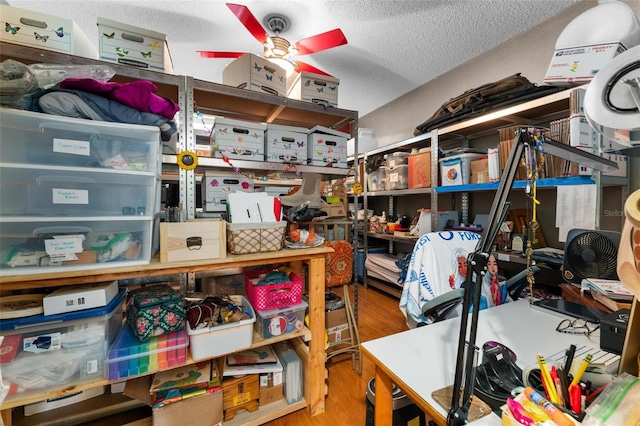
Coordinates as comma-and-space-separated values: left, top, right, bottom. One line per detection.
447, 129, 619, 425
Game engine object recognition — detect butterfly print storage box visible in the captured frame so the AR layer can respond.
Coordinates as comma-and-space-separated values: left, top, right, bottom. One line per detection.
223, 53, 287, 97
287, 71, 339, 108
211, 117, 266, 161
307, 125, 350, 168
97, 17, 172, 73
201, 170, 253, 213
0, 5, 97, 58
265, 124, 308, 164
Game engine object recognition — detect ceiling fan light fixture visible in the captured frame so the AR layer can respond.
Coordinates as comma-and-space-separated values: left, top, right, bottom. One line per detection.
264, 36, 293, 58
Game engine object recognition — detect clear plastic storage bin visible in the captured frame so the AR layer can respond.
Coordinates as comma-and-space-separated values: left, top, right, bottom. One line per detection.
0, 165, 158, 218
387, 165, 409, 190
255, 301, 307, 339
1, 289, 127, 393
0, 108, 160, 172
0, 217, 157, 276
384, 152, 410, 168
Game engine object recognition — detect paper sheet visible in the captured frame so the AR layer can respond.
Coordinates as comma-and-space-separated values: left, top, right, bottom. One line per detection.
555, 185, 596, 242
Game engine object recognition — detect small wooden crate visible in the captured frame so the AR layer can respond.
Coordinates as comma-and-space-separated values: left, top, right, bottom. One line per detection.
159, 219, 226, 263
222, 374, 259, 420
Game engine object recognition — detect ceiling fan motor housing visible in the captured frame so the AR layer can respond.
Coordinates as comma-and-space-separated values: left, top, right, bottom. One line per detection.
562, 228, 622, 283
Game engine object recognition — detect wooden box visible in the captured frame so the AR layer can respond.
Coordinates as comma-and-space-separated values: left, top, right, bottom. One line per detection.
222, 374, 259, 420
159, 219, 226, 263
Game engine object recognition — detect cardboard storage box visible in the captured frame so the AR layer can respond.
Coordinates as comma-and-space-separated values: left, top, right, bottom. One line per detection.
0, 5, 97, 58
326, 306, 350, 344
287, 71, 339, 107
124, 375, 223, 426
43, 280, 119, 315
265, 123, 308, 163
159, 218, 226, 262
97, 17, 173, 73
408, 148, 431, 189
259, 382, 283, 407
223, 53, 287, 97
201, 170, 254, 213
211, 117, 266, 161
23, 386, 106, 416
307, 125, 349, 168
544, 43, 625, 85
1, 290, 127, 393
470, 157, 490, 184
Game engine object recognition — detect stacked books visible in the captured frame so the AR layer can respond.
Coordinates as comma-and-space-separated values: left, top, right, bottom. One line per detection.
150, 360, 221, 409
581, 278, 633, 311
223, 345, 284, 380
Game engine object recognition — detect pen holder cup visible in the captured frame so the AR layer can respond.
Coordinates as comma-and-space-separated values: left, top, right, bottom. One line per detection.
226, 221, 286, 255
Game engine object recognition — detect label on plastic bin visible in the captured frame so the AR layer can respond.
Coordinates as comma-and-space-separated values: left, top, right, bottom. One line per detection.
53, 188, 89, 205
24, 333, 61, 353
53, 138, 90, 156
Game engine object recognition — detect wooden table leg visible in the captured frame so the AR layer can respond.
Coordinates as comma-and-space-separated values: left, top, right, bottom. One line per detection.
305, 256, 326, 416
1, 408, 11, 426
374, 367, 393, 426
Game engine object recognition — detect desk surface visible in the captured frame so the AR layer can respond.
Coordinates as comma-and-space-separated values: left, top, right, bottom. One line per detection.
361, 299, 606, 425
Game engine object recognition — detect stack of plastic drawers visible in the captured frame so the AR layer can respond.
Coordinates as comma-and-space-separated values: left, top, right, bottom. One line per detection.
0, 107, 161, 275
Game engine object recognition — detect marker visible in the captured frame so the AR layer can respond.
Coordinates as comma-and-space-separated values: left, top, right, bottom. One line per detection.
570, 353, 592, 388
564, 344, 576, 381
523, 386, 573, 426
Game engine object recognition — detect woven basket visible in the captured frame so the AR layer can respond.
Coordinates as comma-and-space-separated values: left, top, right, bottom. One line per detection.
226, 222, 286, 255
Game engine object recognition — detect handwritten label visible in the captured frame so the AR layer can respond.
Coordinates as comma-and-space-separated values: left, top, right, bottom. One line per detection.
497, 253, 510, 262
45, 236, 83, 255
53, 138, 90, 156
52, 188, 88, 204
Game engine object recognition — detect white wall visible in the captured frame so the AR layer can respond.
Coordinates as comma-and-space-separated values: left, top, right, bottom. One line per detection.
360, 0, 639, 191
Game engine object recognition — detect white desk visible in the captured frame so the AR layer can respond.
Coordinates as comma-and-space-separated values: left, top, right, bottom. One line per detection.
361, 299, 606, 425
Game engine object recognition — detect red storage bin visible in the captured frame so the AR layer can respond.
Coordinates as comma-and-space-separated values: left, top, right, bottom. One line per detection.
244, 268, 304, 311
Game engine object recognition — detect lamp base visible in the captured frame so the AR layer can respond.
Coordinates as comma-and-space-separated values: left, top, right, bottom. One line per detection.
432, 385, 492, 424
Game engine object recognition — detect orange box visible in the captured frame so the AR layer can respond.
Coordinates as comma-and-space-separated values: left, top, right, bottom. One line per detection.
408, 150, 431, 189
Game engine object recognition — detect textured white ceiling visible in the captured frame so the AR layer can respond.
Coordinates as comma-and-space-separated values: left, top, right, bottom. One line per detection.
7, 0, 579, 116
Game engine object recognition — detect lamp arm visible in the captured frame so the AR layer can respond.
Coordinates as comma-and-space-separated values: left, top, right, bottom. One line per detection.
447, 129, 530, 425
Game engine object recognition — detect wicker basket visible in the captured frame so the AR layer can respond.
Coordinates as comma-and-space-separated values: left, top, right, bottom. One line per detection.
226, 221, 286, 255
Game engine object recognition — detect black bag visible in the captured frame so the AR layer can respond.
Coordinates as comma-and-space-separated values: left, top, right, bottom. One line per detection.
413, 73, 562, 136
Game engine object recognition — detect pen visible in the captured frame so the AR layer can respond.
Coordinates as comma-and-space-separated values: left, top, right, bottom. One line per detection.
564, 344, 576, 380
558, 367, 571, 409
570, 353, 592, 388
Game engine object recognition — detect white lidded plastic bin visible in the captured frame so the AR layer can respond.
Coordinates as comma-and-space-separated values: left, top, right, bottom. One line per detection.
186, 295, 256, 361
439, 153, 486, 186
384, 152, 410, 168
0, 108, 161, 173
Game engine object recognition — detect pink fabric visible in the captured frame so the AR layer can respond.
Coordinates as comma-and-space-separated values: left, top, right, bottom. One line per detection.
58, 78, 180, 119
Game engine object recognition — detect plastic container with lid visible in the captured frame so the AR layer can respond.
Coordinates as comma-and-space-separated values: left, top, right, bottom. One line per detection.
384, 152, 410, 168
439, 153, 486, 186
255, 300, 307, 339
387, 164, 409, 190
1, 289, 127, 392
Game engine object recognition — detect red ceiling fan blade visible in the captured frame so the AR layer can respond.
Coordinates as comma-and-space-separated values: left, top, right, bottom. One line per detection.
226, 3, 269, 45
293, 61, 333, 77
197, 51, 246, 59
294, 28, 347, 56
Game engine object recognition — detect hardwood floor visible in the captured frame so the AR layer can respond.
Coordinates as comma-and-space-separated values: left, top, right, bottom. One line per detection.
264, 282, 409, 426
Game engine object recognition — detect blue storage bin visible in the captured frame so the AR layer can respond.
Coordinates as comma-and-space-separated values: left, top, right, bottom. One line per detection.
357, 247, 388, 277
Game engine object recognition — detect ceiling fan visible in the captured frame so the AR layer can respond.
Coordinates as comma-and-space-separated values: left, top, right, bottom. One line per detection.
197, 3, 347, 76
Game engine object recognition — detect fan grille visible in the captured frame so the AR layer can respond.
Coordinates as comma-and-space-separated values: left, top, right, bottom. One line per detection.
566, 231, 618, 280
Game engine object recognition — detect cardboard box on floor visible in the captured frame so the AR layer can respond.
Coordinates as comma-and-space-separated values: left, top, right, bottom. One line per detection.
326, 307, 350, 344
124, 375, 222, 426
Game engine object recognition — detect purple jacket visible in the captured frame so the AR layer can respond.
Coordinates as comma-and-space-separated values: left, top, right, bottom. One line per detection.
59, 78, 180, 120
